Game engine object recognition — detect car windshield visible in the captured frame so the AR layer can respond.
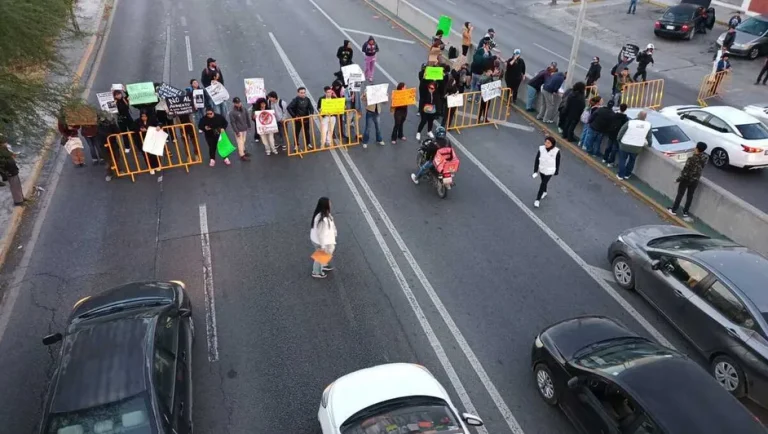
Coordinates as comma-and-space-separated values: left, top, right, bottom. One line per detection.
574, 338, 676, 376
652, 125, 690, 146
737, 17, 768, 36
340, 397, 463, 434
46, 393, 155, 434
663, 9, 692, 21
646, 235, 737, 251
735, 122, 768, 140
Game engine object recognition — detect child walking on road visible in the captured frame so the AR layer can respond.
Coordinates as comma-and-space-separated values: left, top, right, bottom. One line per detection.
532, 136, 561, 209
310, 197, 337, 279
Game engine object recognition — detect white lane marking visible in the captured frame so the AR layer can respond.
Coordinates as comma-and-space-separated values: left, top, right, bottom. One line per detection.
453, 111, 535, 132
587, 265, 616, 282
312, 0, 676, 349
269, 31, 490, 434
533, 43, 587, 71
198, 204, 219, 362
445, 0, 456, 4
180, 16, 187, 27
340, 28, 416, 44
163, 25, 171, 83
185, 35, 194, 72
256, 13, 263, 22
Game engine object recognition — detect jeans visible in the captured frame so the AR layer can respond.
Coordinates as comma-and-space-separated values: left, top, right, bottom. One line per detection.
362, 111, 381, 143
312, 242, 335, 275
471, 73, 481, 92
215, 101, 228, 117
603, 138, 619, 163
526, 86, 538, 110
585, 128, 603, 156
416, 160, 433, 178
580, 124, 590, 146
672, 180, 699, 213
536, 174, 552, 200
83, 135, 102, 161
627, 0, 637, 13
617, 150, 637, 178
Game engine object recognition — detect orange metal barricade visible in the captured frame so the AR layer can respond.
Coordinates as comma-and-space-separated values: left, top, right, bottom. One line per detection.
282, 109, 360, 157
444, 88, 513, 133
585, 85, 599, 101
697, 70, 731, 106
105, 123, 202, 182
620, 79, 664, 109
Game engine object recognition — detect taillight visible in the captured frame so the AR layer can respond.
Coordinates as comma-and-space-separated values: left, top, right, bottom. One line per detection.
742, 145, 764, 153
670, 139, 679, 143
681, 24, 689, 31
655, 21, 661, 29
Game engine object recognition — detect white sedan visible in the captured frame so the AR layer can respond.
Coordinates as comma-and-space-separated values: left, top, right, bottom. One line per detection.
318, 363, 484, 434
658, 105, 768, 169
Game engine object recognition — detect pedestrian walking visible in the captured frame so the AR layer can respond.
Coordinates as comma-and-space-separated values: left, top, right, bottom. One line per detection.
616, 110, 652, 180
504, 49, 526, 104
361, 91, 384, 148
267, 91, 289, 149
198, 107, 230, 167
229, 97, 252, 161
253, 98, 278, 155
539, 68, 565, 123
416, 81, 438, 141
0, 137, 25, 207
362, 36, 379, 83
525, 66, 552, 112
136, 110, 163, 177
336, 39, 353, 70
287, 87, 315, 151
722, 27, 737, 54
668, 142, 708, 218
585, 57, 601, 87
317, 86, 338, 149
756, 57, 768, 85
633, 45, 654, 82
80, 122, 104, 165
532, 136, 560, 208
627, 0, 637, 14
201, 57, 227, 116
603, 103, 629, 167
391, 82, 408, 144
310, 196, 337, 279
461, 22, 473, 56
585, 98, 613, 157
559, 82, 586, 142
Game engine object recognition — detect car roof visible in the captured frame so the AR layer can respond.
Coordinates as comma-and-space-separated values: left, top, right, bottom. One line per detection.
692, 249, 768, 312
666, 4, 699, 12
626, 109, 675, 127
50, 315, 156, 413
700, 106, 761, 124
616, 357, 764, 433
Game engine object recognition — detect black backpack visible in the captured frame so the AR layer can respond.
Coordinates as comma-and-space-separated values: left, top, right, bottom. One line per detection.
448, 46, 458, 59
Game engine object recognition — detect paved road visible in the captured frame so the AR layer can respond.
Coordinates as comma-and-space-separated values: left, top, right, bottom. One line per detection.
412, 0, 768, 214
0, 0, 759, 432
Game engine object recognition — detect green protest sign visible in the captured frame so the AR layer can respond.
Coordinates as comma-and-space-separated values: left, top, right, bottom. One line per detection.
437, 15, 452, 36
126, 82, 158, 106
217, 131, 236, 158
424, 67, 444, 80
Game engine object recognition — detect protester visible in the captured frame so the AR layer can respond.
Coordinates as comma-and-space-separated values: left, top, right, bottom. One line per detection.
532, 136, 561, 209
391, 82, 408, 144
80, 121, 103, 165
477, 28, 496, 50
627, 0, 637, 14
136, 110, 162, 177
201, 58, 227, 116
187, 79, 206, 129
477, 68, 496, 123
58, 118, 84, 167
586, 98, 613, 157
0, 137, 24, 206
502, 50, 525, 104
603, 103, 629, 167
713, 53, 732, 94
757, 57, 768, 85
580, 96, 601, 148
428, 35, 444, 66
267, 91, 290, 150
362, 36, 379, 83
317, 86, 338, 149
287, 87, 315, 151
539, 68, 565, 123
613, 67, 633, 105
722, 26, 737, 53
633, 45, 654, 82
470, 39, 492, 94
361, 91, 384, 148
461, 22, 473, 56
229, 97, 252, 161
310, 196, 337, 279
336, 39, 353, 70
343, 85, 362, 141
331, 80, 344, 99
616, 110, 652, 180
97, 113, 121, 181
585, 57, 601, 87
668, 142, 708, 218
113, 89, 134, 152
198, 107, 230, 167
253, 98, 278, 155
416, 81, 438, 141
559, 82, 586, 142
525, 66, 551, 112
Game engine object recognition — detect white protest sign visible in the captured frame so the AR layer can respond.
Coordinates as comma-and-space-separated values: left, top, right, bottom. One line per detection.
481, 80, 502, 102
254, 110, 279, 135
342, 64, 364, 85
97, 92, 118, 113
64, 137, 83, 155
365, 83, 389, 105
193, 89, 205, 109
348, 80, 361, 92
142, 128, 168, 156
111, 84, 124, 91
244, 78, 265, 104
447, 93, 464, 108
205, 82, 230, 106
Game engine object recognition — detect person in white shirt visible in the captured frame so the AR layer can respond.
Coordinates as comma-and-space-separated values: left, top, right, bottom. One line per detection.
532, 136, 561, 208
310, 197, 338, 279
616, 110, 652, 180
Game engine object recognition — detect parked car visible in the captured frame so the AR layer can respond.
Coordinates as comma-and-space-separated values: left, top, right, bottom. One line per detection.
626, 108, 695, 162
531, 315, 765, 434
744, 103, 768, 126
608, 225, 768, 408
40, 281, 194, 434
659, 105, 768, 169
654, 0, 715, 40
717, 15, 768, 59
318, 363, 483, 434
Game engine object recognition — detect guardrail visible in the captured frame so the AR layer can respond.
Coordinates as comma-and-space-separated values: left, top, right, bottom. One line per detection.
697, 70, 731, 107
621, 79, 664, 109
444, 88, 513, 133
282, 109, 360, 157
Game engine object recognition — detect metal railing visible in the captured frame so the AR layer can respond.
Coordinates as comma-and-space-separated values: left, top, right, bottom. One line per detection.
282, 109, 361, 157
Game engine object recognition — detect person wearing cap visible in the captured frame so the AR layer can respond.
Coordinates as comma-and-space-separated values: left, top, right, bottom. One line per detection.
201, 58, 227, 116
633, 45, 654, 82
477, 28, 496, 51
229, 97, 252, 161
505, 49, 526, 104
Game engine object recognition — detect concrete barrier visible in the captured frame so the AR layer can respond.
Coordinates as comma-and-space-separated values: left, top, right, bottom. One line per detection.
381, 0, 464, 57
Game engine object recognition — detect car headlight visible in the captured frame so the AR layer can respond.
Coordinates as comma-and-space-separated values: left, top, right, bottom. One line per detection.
170, 280, 186, 289
73, 296, 91, 309
534, 335, 544, 348
321, 382, 334, 408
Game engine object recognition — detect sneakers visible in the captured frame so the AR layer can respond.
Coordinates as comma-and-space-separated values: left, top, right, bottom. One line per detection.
92, 159, 99, 165
240, 155, 251, 161
391, 140, 397, 145
416, 132, 421, 141
616, 174, 623, 180
362, 143, 368, 149
311, 272, 328, 279
428, 131, 435, 139
410, 173, 419, 184
533, 200, 540, 208
322, 265, 334, 272
266, 151, 271, 156
667, 208, 677, 216
224, 158, 231, 166
541, 192, 548, 199
682, 212, 691, 219
209, 159, 216, 167
400, 137, 406, 141
378, 141, 385, 146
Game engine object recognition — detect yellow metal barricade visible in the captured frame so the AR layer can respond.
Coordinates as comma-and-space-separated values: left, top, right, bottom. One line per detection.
105, 123, 202, 182
620, 79, 664, 109
282, 109, 360, 157
444, 88, 513, 133
585, 85, 599, 101
697, 71, 731, 106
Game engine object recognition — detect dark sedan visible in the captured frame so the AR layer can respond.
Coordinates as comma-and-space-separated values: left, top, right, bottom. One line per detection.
531, 315, 765, 434
608, 225, 768, 408
654, 3, 715, 40
40, 281, 194, 434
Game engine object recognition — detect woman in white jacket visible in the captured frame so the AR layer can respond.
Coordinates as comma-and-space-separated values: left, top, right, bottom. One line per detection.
532, 136, 561, 208
310, 197, 337, 278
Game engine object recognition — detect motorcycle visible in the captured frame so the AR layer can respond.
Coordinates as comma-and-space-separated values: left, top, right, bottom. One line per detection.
416, 144, 459, 199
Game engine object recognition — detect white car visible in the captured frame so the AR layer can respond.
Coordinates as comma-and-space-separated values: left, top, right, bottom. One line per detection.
743, 103, 768, 127
318, 363, 484, 434
659, 105, 768, 169
625, 108, 696, 163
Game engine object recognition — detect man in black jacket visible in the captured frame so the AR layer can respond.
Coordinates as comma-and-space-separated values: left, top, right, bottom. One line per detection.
525, 66, 552, 112
585, 57, 601, 87
632, 46, 654, 82
603, 103, 629, 166
586, 101, 613, 157
201, 57, 227, 115
197, 107, 229, 166
287, 87, 315, 150
335, 40, 354, 83
560, 82, 586, 142
504, 49, 526, 103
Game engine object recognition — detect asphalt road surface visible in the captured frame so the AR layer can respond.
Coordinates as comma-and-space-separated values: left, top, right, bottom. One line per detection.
0, 0, 760, 432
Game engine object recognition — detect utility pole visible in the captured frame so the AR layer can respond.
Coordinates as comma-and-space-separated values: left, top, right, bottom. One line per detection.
564, 0, 588, 89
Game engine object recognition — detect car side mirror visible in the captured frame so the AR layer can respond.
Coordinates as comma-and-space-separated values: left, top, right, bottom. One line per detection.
43, 333, 63, 346
679, 114, 687, 120
567, 376, 582, 390
651, 260, 662, 271
461, 413, 484, 426
178, 308, 192, 318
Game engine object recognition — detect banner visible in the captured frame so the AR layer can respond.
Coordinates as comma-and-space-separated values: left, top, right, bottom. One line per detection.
391, 88, 416, 107
126, 82, 158, 105
166, 95, 195, 116
437, 15, 452, 36
424, 66, 444, 80
97, 92, 118, 113
365, 84, 389, 105
481, 80, 502, 102
244, 78, 265, 104
193, 89, 205, 109
447, 94, 464, 108
156, 83, 184, 99
206, 82, 230, 106
342, 64, 364, 85
254, 110, 279, 135
320, 98, 346, 115
142, 128, 168, 156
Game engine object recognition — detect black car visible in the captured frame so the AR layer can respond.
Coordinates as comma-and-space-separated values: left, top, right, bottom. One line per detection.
40, 281, 194, 434
654, 0, 715, 40
608, 225, 768, 408
531, 315, 765, 434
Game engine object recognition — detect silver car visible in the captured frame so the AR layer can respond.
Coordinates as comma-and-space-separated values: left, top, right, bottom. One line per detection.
717, 15, 768, 59
626, 108, 696, 163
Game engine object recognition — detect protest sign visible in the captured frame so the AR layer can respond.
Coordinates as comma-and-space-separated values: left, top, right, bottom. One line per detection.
244, 78, 265, 104
97, 92, 118, 113
447, 94, 464, 108
348, 80, 361, 92
166, 95, 195, 117
321, 98, 346, 115
618, 43, 640, 63
342, 64, 364, 85
481, 80, 502, 102
437, 15, 452, 36
254, 110, 279, 135
64, 137, 84, 155
391, 88, 416, 107
205, 82, 230, 106
365, 84, 389, 105
65, 105, 97, 125
424, 67, 444, 80
126, 82, 158, 105
193, 89, 205, 109
156, 83, 184, 99
111, 84, 124, 91
142, 128, 168, 156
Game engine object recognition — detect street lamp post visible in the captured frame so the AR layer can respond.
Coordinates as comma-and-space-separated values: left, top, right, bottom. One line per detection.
564, 0, 588, 89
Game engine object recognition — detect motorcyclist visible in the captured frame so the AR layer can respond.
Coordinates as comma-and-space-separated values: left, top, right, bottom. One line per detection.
411, 126, 449, 184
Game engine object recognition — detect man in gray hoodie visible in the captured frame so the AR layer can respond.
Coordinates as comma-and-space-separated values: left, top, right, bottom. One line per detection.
229, 97, 252, 161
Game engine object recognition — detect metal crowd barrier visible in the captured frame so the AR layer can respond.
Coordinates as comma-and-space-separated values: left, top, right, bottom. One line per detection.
621, 79, 664, 109
105, 123, 202, 182
444, 88, 513, 133
585, 85, 599, 101
282, 109, 360, 157
697, 71, 731, 107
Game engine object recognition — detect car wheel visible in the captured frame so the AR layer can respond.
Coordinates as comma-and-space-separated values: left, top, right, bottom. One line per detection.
748, 47, 760, 60
711, 148, 729, 168
611, 255, 635, 290
534, 363, 559, 405
711, 355, 746, 398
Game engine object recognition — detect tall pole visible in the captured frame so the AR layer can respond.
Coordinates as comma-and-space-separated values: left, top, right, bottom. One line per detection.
564, 0, 588, 89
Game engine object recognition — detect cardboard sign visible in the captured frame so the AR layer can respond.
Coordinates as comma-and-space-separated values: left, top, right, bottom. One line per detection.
193, 89, 205, 109
142, 127, 168, 156
157, 83, 184, 99
97, 92, 118, 113
348, 80, 361, 92
65, 105, 97, 126
64, 137, 84, 154
206, 82, 230, 106
254, 110, 279, 135
447, 94, 464, 108
391, 88, 416, 107
126, 82, 158, 105
424, 66, 444, 80
244, 78, 265, 104
166, 95, 195, 117
111, 84, 124, 91
365, 84, 389, 105
437, 15, 452, 36
321, 98, 346, 115
481, 80, 502, 102
311, 249, 332, 266
342, 64, 364, 85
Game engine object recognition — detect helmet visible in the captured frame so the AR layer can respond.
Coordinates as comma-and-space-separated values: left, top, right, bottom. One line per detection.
435, 126, 446, 139
646, 43, 654, 50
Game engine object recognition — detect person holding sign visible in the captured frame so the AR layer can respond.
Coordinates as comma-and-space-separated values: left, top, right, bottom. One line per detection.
361, 92, 384, 148
198, 107, 230, 167
201, 58, 227, 116
362, 36, 379, 83
317, 86, 339, 149
253, 98, 278, 155
112, 90, 135, 152
136, 111, 163, 175
416, 81, 438, 141
390, 82, 409, 144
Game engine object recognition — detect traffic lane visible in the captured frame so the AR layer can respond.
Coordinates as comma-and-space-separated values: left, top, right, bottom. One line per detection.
698, 165, 768, 215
